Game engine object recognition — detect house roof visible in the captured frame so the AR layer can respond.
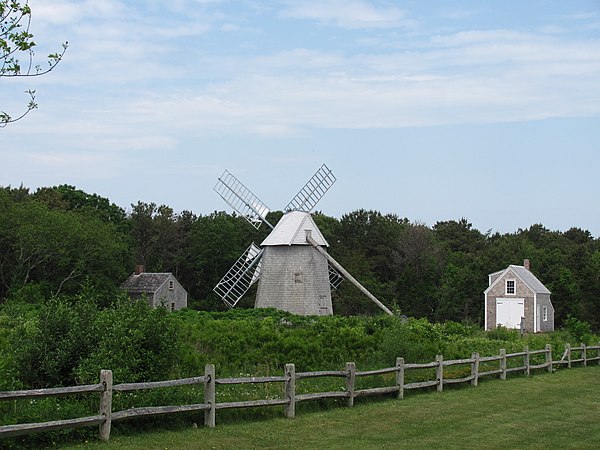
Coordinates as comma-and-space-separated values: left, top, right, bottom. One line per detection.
484, 265, 551, 295
121, 272, 172, 294
261, 211, 329, 247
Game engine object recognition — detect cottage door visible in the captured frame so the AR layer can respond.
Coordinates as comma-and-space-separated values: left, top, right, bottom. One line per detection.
536, 304, 541, 331
496, 298, 524, 329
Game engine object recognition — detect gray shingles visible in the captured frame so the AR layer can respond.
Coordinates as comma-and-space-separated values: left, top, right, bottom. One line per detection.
121, 273, 170, 294
508, 265, 551, 294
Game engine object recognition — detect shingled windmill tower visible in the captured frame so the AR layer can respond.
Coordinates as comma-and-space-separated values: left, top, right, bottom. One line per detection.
213, 165, 392, 316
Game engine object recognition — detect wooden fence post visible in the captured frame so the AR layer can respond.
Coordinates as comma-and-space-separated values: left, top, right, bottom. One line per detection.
98, 369, 113, 442
566, 343, 571, 368
396, 357, 404, 400
471, 352, 480, 387
500, 349, 507, 380
524, 346, 530, 376
346, 362, 356, 407
284, 363, 295, 419
582, 344, 587, 367
204, 364, 215, 428
545, 344, 552, 373
436, 355, 443, 392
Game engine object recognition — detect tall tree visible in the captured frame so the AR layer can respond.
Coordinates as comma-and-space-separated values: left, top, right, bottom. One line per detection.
33, 185, 128, 230
0, 189, 131, 301
1, 0, 67, 126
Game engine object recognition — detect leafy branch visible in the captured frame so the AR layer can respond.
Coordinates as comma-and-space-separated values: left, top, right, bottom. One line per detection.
1, 0, 68, 127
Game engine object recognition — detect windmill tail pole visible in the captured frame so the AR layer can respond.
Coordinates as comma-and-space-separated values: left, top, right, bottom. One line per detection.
305, 233, 394, 316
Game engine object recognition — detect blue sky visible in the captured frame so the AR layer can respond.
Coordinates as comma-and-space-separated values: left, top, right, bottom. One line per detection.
2, 0, 600, 236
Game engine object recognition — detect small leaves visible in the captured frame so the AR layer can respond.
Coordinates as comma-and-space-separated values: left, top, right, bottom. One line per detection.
1, 0, 67, 126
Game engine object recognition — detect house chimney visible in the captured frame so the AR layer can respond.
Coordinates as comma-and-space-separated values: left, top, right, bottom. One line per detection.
135, 264, 144, 275
523, 259, 530, 271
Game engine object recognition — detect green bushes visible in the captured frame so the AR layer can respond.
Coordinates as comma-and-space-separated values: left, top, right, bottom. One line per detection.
75, 299, 178, 384
1, 300, 599, 447
13, 298, 97, 388
173, 310, 386, 375
9, 295, 178, 388
3, 302, 599, 389
562, 315, 594, 343
8, 302, 596, 389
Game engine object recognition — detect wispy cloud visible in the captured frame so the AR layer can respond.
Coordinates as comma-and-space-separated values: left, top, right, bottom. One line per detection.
11, 3, 600, 139
280, 0, 413, 29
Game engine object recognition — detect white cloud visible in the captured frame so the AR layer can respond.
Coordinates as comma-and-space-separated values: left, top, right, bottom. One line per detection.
32, 0, 127, 25
9, 3, 600, 142
17, 24, 599, 142
281, 0, 412, 29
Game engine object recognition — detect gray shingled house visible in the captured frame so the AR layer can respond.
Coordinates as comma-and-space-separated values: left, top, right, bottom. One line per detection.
484, 259, 554, 333
121, 266, 187, 311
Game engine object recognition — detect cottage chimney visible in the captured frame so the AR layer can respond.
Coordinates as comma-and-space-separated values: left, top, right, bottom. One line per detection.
523, 259, 530, 271
135, 264, 145, 275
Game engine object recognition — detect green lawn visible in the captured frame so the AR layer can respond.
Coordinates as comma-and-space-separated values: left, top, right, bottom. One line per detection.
61, 366, 600, 449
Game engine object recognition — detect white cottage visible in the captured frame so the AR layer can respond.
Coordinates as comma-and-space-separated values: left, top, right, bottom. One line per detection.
484, 259, 554, 333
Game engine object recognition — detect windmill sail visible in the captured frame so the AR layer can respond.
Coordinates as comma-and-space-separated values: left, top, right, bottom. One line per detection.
328, 264, 344, 290
285, 164, 336, 212
214, 170, 273, 229
213, 243, 264, 308
213, 163, 355, 315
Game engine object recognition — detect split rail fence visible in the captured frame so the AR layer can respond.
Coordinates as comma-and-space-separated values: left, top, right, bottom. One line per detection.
1, 342, 599, 442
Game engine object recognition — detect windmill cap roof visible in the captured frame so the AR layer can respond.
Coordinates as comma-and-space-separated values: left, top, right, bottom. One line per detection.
261, 211, 329, 246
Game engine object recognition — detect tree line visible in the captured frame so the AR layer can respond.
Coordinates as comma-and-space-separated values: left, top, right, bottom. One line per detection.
1, 184, 599, 329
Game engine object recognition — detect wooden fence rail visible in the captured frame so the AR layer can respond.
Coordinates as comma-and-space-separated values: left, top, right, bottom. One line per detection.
1, 343, 599, 441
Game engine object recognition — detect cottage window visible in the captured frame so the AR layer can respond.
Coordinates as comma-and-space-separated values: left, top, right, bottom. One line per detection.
294, 272, 303, 284
169, 280, 174, 290
505, 279, 515, 295
543, 305, 548, 322
171, 302, 175, 312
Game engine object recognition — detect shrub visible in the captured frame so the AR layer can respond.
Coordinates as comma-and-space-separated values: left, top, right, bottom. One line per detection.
486, 326, 519, 341
9, 293, 180, 388
562, 315, 593, 344
12, 297, 97, 388
75, 296, 179, 384
376, 317, 443, 364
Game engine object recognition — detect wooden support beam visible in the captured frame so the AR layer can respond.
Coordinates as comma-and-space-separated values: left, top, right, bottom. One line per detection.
305, 233, 393, 316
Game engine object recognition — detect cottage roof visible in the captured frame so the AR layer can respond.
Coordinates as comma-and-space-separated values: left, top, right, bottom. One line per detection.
261, 211, 328, 247
121, 272, 172, 294
485, 265, 551, 295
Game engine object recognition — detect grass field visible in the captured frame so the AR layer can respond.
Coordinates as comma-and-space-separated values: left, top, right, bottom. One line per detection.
59, 366, 600, 449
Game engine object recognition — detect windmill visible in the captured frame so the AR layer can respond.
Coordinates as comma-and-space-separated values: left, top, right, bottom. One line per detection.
213, 164, 393, 316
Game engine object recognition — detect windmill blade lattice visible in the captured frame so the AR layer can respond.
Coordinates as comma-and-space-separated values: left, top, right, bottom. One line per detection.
285, 164, 336, 212
213, 243, 264, 308
214, 170, 273, 229
328, 264, 344, 290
